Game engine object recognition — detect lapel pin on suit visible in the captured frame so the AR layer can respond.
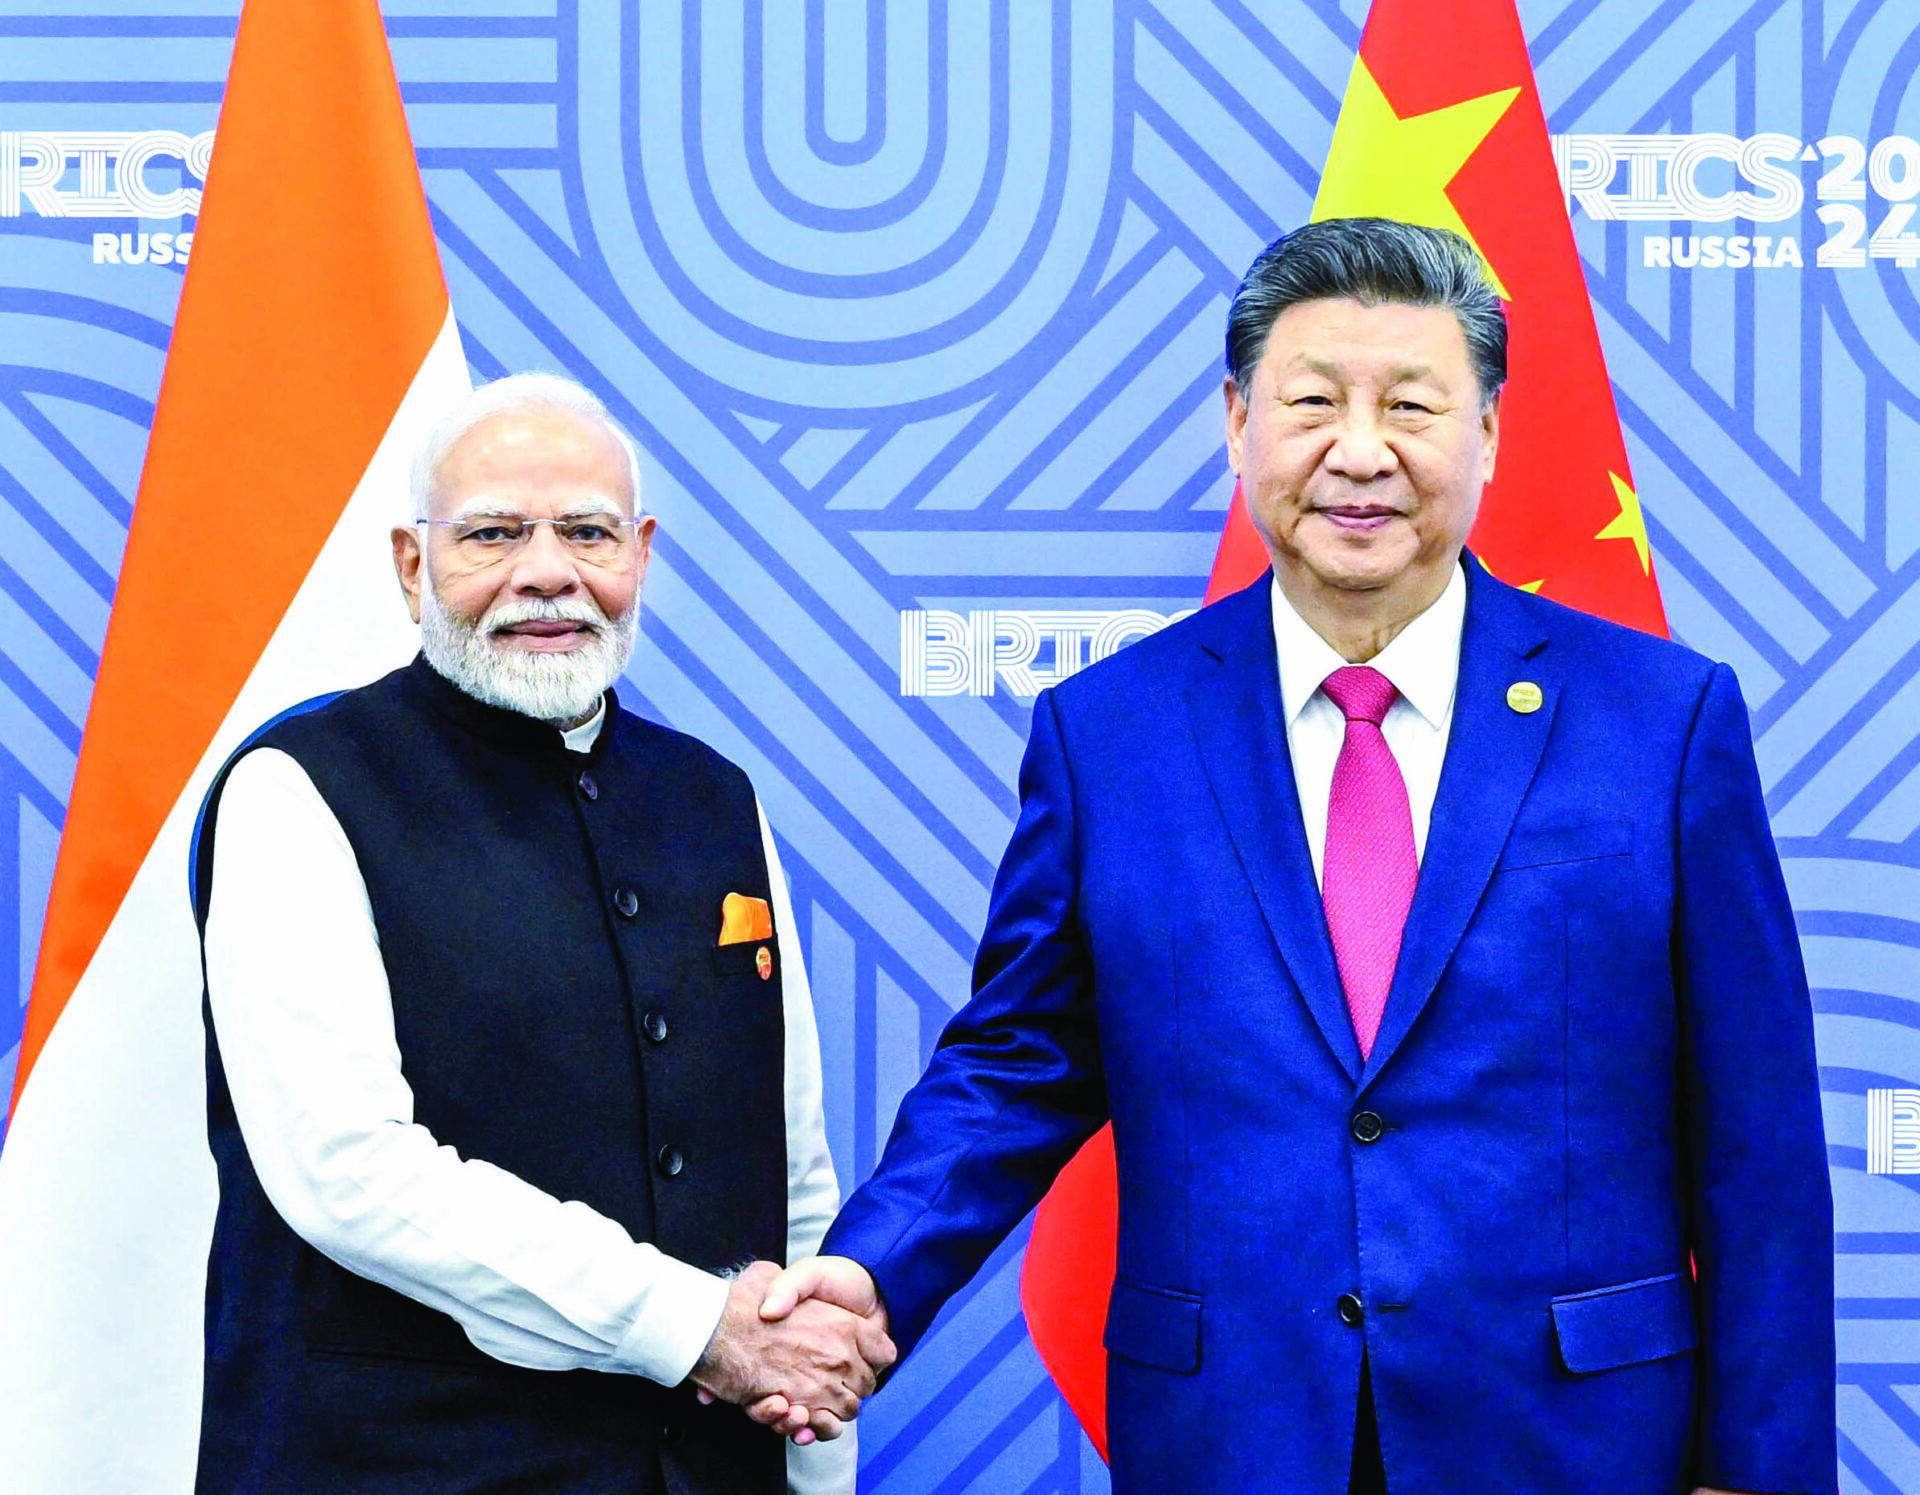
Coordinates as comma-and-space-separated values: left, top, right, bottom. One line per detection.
1506, 681, 1544, 714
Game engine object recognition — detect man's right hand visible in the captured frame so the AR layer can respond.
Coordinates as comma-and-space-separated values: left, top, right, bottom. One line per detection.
689, 1260, 893, 1440
746, 1255, 892, 1442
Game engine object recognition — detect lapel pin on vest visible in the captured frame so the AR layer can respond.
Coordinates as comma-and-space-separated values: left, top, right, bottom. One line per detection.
1506, 681, 1544, 714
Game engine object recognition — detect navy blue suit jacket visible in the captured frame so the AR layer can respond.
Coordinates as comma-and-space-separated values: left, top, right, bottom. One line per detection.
823, 563, 1835, 1494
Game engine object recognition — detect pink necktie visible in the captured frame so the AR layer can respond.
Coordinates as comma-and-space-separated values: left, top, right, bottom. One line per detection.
1320, 666, 1417, 1061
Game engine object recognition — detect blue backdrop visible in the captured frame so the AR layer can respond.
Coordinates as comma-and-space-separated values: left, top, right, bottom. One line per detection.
2, 2, 1918, 1490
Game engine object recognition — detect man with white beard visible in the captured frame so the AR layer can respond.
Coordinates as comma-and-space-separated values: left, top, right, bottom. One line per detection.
189, 374, 889, 1495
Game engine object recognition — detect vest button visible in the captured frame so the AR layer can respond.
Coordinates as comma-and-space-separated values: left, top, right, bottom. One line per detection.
1350, 1111, 1384, 1144
577, 771, 599, 801
1337, 1293, 1364, 1327
643, 1010, 668, 1044
656, 1144, 684, 1178
613, 886, 639, 918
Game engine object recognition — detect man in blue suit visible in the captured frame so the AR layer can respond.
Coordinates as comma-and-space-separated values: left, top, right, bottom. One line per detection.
758, 219, 1835, 1493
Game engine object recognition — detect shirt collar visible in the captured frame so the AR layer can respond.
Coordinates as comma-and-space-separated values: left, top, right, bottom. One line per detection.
1269, 559, 1467, 730
560, 698, 607, 754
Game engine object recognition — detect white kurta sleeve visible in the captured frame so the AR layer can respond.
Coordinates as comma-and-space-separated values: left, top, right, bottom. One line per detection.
758, 802, 858, 1495
203, 747, 729, 1387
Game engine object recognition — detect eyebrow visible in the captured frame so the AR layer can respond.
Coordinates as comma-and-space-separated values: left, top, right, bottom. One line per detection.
1294, 357, 1441, 385
555, 498, 627, 520
445, 497, 518, 521
445, 495, 627, 521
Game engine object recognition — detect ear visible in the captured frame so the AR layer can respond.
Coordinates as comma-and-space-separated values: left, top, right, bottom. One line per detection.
1224, 377, 1249, 475
1479, 390, 1501, 485
633, 515, 659, 590
392, 525, 425, 624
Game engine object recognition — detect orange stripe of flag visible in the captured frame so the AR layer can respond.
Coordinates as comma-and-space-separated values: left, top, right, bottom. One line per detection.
11, 0, 448, 1113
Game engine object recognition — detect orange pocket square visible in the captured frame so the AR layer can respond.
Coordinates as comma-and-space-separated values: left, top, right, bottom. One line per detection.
718, 893, 773, 945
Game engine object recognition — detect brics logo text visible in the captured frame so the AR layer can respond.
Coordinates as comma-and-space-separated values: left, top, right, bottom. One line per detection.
1867, 1089, 1920, 1175
1553, 132, 1920, 270
899, 609, 1191, 698
3, 130, 209, 266
2, 130, 211, 218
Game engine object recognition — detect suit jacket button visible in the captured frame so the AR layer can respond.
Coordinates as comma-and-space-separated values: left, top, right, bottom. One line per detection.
643, 1010, 669, 1044
1350, 1111, 1384, 1144
656, 1145, 684, 1178
613, 886, 639, 918
1337, 1293, 1364, 1327
577, 770, 599, 801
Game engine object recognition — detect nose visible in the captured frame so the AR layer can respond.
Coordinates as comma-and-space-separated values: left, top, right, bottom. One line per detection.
1323, 408, 1398, 483
507, 520, 581, 596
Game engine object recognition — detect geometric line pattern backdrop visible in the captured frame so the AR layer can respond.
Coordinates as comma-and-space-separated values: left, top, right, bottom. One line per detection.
1, 2, 1917, 1490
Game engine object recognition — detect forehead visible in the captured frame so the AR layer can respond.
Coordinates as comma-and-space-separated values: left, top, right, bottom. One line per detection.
1258, 297, 1472, 383
433, 405, 634, 513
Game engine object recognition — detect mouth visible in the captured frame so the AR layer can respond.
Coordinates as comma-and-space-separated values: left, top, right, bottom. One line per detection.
1313, 504, 1404, 533
492, 619, 598, 651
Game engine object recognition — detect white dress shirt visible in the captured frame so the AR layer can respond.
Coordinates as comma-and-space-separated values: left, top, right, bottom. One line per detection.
203, 697, 854, 1494
1269, 561, 1467, 886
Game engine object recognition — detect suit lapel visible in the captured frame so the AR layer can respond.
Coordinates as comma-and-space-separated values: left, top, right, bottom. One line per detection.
1186, 579, 1362, 1081
1360, 561, 1555, 1086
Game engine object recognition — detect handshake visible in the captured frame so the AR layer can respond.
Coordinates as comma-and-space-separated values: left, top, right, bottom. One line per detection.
690, 1255, 895, 1443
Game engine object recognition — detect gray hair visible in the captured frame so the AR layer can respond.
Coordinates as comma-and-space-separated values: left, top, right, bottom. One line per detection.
409, 372, 644, 520
1225, 219, 1507, 403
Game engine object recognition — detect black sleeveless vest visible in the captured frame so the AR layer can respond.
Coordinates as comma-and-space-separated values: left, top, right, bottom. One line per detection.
193, 658, 788, 1495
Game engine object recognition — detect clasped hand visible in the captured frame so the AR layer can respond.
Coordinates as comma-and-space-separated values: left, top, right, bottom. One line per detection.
690, 1257, 893, 1443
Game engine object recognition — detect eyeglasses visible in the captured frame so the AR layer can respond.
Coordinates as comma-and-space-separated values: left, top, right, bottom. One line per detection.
417, 514, 642, 564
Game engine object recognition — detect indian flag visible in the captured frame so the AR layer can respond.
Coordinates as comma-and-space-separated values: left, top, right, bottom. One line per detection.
0, 2, 468, 1488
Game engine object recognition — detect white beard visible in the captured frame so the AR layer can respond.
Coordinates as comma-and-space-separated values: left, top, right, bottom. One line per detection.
420, 584, 638, 727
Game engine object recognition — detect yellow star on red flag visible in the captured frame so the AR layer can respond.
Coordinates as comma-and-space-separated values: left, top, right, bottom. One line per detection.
1595, 472, 1652, 575
1311, 59, 1520, 295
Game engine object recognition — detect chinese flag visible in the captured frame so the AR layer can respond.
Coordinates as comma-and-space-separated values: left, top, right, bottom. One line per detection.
1021, 0, 1667, 1457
